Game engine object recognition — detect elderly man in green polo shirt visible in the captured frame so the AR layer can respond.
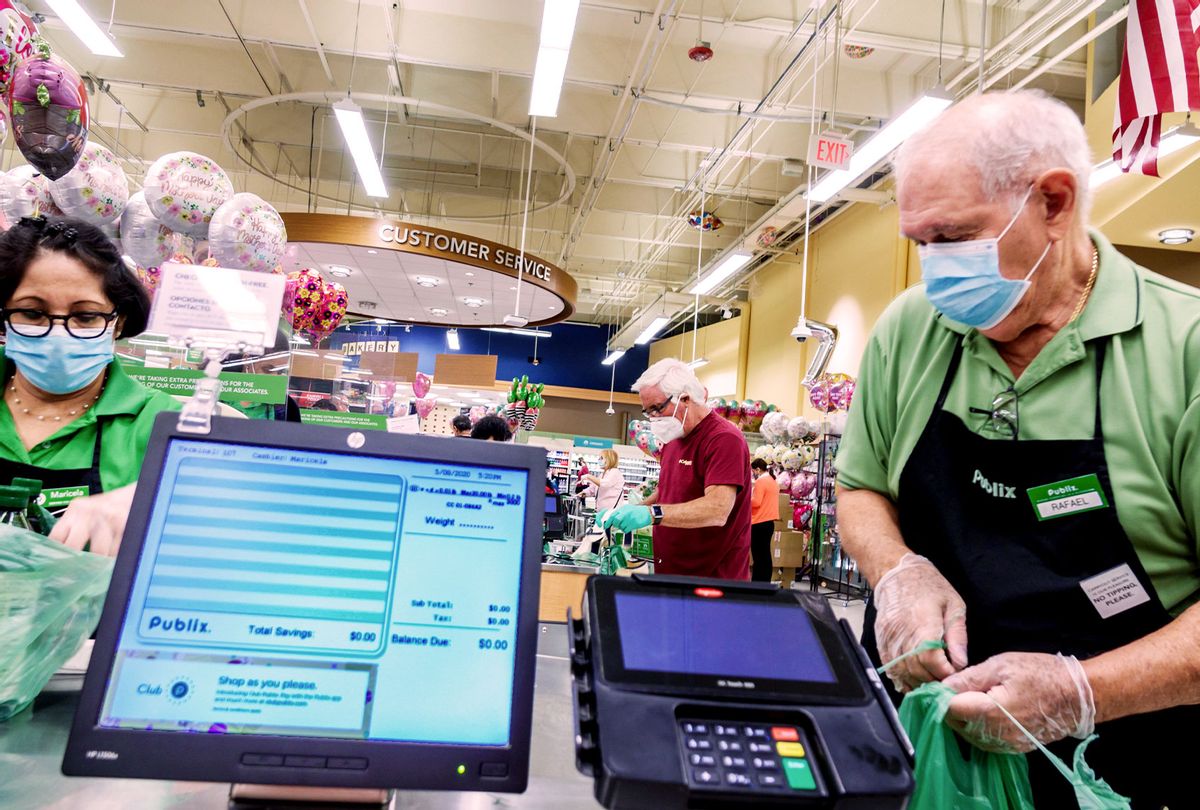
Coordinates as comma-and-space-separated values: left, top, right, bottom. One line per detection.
837, 89, 1200, 808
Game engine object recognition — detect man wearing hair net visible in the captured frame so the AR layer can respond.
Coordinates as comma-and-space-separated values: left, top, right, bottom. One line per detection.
600, 358, 752, 579
836, 89, 1200, 807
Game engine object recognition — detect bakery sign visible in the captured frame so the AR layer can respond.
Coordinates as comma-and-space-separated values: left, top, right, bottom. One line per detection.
378, 225, 553, 282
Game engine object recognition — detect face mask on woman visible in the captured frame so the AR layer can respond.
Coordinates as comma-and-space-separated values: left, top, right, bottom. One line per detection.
5, 325, 114, 395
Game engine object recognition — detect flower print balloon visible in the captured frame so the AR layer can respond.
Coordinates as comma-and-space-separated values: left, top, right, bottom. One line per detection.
9, 41, 89, 180
143, 151, 234, 238
207, 192, 287, 273
49, 141, 128, 226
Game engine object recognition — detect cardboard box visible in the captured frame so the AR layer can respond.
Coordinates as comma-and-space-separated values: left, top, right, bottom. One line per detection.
778, 493, 792, 526
771, 529, 809, 568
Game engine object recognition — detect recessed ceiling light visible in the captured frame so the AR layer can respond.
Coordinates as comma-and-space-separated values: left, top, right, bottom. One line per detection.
1158, 228, 1194, 245
464, 271, 475, 277
327, 265, 352, 278
429, 307, 449, 317
366, 249, 378, 254
414, 275, 441, 288
509, 286, 517, 291
461, 296, 487, 308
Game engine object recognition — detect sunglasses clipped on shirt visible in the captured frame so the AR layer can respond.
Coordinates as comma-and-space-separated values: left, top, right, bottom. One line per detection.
969, 385, 1019, 440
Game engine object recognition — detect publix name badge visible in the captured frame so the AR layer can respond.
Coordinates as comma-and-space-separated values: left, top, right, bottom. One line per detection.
1026, 473, 1108, 521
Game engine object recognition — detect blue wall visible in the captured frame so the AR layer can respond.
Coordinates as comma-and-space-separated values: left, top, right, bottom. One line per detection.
324, 322, 651, 392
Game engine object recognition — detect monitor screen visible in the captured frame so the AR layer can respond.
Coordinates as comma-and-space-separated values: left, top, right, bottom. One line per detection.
544, 495, 558, 514
96, 438, 529, 747
613, 592, 836, 684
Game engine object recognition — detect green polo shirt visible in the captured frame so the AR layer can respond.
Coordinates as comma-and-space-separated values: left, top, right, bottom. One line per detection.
837, 232, 1200, 614
0, 352, 181, 493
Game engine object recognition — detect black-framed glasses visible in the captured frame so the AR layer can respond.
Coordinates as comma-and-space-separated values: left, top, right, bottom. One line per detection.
641, 397, 676, 420
970, 385, 1019, 440
2, 308, 119, 339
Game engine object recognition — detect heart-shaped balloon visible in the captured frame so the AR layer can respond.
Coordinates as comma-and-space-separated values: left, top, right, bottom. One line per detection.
469, 405, 488, 423
120, 190, 182, 270
9, 43, 89, 180
207, 191, 287, 273
284, 267, 324, 334
412, 372, 431, 399
143, 150, 234, 238
415, 397, 436, 420
309, 279, 347, 341
49, 140, 127, 225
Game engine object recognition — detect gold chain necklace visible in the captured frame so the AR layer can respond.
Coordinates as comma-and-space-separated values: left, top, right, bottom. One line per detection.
1068, 247, 1099, 324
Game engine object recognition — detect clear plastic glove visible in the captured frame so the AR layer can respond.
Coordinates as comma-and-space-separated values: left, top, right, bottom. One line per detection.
48, 483, 136, 557
944, 652, 1096, 754
599, 504, 652, 534
873, 553, 968, 692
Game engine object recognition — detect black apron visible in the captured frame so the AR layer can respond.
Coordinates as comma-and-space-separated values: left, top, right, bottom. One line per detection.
0, 418, 105, 503
863, 339, 1198, 809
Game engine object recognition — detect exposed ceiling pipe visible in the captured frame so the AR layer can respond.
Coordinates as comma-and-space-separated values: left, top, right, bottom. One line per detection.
297, 0, 336, 87
980, 0, 1111, 91
1012, 4, 1128, 90
558, 0, 681, 266
943, 0, 1067, 90
633, 90, 878, 129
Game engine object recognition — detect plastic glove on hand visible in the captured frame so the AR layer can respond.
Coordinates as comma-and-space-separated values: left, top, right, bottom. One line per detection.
600, 504, 653, 534
944, 652, 1096, 754
873, 553, 969, 692
48, 483, 137, 557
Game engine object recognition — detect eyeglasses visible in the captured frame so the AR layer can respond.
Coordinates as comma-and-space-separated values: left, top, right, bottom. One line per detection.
641, 397, 676, 420
2, 308, 119, 339
970, 385, 1018, 440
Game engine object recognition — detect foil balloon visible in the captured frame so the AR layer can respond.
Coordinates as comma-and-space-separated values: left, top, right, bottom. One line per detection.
756, 225, 779, 248
284, 267, 322, 335
775, 470, 792, 492
207, 192, 287, 273
0, 107, 7, 146
191, 238, 210, 264
119, 191, 181, 269
740, 399, 767, 432
796, 472, 817, 499
310, 279, 347, 340
143, 150, 234, 238
9, 42, 89, 180
829, 374, 856, 411
793, 502, 813, 530
786, 416, 809, 442
808, 377, 835, 413
0, 2, 38, 95
49, 141, 128, 226
687, 210, 723, 231
0, 163, 57, 226
414, 398, 436, 420
412, 372, 432, 399
780, 448, 802, 472
468, 405, 488, 423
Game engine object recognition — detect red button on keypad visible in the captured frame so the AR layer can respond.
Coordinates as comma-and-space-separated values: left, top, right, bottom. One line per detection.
770, 726, 799, 742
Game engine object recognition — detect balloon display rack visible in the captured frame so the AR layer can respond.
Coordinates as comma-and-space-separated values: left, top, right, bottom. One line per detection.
809, 434, 869, 605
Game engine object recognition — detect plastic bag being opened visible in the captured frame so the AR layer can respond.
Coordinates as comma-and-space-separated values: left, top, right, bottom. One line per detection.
0, 523, 112, 721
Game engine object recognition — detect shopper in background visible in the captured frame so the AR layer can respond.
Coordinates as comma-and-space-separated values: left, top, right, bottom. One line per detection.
583, 449, 624, 512
837, 90, 1200, 808
600, 358, 751, 579
0, 216, 180, 556
749, 458, 779, 582
451, 414, 472, 437
470, 414, 512, 442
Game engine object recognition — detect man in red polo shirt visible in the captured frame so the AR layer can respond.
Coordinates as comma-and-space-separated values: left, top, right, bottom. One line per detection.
600, 359, 751, 580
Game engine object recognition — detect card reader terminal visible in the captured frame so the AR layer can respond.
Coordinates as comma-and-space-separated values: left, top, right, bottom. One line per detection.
569, 574, 914, 808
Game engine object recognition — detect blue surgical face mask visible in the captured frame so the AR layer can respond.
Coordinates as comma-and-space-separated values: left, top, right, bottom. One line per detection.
5, 324, 114, 395
918, 186, 1053, 330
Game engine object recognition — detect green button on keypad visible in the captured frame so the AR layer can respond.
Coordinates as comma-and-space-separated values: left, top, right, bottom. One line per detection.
782, 757, 816, 790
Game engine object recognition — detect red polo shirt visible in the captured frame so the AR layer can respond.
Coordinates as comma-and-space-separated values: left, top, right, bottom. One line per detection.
653, 411, 751, 580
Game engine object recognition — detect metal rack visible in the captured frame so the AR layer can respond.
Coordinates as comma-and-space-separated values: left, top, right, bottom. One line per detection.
809, 434, 869, 605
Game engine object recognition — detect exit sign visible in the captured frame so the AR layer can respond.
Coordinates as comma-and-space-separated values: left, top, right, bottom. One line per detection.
808, 131, 853, 171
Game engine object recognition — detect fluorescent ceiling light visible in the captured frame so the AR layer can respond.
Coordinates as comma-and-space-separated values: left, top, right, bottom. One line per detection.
528, 0, 580, 117
332, 98, 388, 198
46, 0, 123, 57
1090, 124, 1200, 188
446, 329, 460, 350
1158, 228, 1194, 245
327, 265, 352, 278
806, 88, 954, 204
692, 251, 752, 296
688, 357, 710, 369
634, 316, 671, 346
601, 349, 625, 366
481, 327, 553, 338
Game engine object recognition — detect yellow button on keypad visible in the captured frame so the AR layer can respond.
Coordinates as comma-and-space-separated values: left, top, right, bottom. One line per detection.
775, 741, 806, 758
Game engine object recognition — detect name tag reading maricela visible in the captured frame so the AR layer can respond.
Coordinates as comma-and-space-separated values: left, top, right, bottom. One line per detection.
1026, 473, 1109, 521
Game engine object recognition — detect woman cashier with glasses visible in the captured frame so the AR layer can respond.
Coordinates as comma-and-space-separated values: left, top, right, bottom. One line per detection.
0, 217, 179, 556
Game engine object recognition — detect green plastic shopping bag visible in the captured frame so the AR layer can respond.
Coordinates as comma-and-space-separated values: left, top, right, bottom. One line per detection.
0, 523, 112, 721
886, 641, 1130, 810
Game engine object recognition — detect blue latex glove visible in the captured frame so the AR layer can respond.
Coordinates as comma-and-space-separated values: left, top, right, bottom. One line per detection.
600, 504, 653, 534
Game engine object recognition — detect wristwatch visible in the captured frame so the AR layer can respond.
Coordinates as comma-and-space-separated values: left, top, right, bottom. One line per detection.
650, 504, 664, 526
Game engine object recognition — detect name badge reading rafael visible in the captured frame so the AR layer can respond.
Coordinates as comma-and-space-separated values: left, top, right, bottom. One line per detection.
1026, 473, 1109, 521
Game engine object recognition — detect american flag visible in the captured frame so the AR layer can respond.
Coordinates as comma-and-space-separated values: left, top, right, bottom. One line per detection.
1112, 0, 1200, 176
